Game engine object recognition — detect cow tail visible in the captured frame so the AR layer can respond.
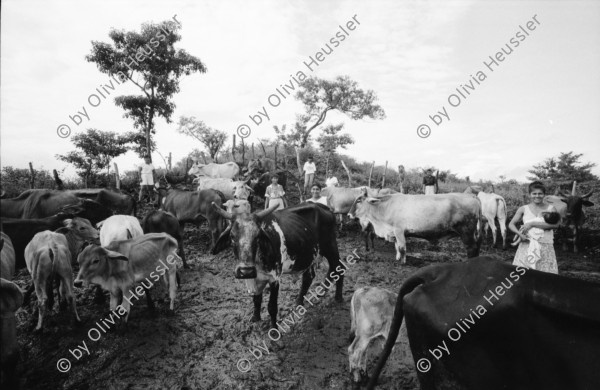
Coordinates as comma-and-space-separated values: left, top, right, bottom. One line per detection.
48, 245, 58, 275
367, 275, 426, 390
496, 197, 507, 221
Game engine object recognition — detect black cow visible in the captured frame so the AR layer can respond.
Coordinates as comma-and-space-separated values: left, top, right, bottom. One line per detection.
159, 189, 225, 250
142, 210, 188, 268
1, 213, 81, 269
212, 202, 344, 327
367, 256, 600, 390
68, 188, 136, 216
545, 187, 594, 253
1, 189, 112, 223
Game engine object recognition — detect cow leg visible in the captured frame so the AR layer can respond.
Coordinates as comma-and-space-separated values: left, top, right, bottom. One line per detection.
252, 294, 263, 322
144, 288, 155, 310
459, 224, 480, 258
58, 279, 68, 312
348, 335, 371, 383
46, 275, 55, 312
93, 285, 106, 304
178, 235, 188, 269
168, 268, 177, 312
23, 282, 35, 307
297, 267, 316, 306
499, 219, 508, 250
34, 277, 50, 332
62, 274, 81, 324
364, 230, 370, 251
393, 230, 407, 264
267, 282, 279, 328
486, 217, 497, 247
573, 227, 579, 253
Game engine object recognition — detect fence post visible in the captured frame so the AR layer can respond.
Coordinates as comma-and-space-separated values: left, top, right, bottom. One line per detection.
368, 161, 375, 187
114, 163, 121, 190
28, 162, 35, 189
382, 161, 388, 188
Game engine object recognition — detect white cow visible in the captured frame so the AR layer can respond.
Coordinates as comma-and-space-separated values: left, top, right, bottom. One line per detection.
465, 187, 507, 249
349, 286, 400, 383
196, 178, 253, 200
188, 161, 240, 179
97, 215, 144, 246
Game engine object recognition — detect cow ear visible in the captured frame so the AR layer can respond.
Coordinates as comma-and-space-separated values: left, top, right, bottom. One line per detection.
212, 226, 232, 255
106, 249, 128, 262
366, 198, 381, 204
96, 220, 105, 229
63, 219, 73, 228
561, 198, 568, 204
583, 200, 594, 207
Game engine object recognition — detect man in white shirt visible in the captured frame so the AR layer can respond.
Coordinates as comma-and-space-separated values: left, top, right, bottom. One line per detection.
302, 156, 316, 194
325, 174, 339, 187
138, 156, 156, 203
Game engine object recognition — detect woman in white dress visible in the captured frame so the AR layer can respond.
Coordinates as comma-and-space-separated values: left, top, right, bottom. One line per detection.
306, 184, 328, 206
508, 181, 560, 273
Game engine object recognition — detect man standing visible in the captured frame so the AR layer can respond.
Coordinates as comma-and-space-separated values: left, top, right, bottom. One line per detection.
138, 156, 156, 203
303, 156, 317, 194
422, 168, 437, 195
325, 172, 339, 187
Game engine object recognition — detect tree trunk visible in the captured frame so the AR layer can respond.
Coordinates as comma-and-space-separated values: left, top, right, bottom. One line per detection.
28, 162, 35, 189
368, 161, 375, 187
168, 153, 172, 170
259, 140, 267, 157
274, 143, 278, 169
232, 135, 237, 163
435, 170, 439, 194
382, 161, 388, 188
201, 152, 207, 164
340, 159, 351, 187
252, 143, 255, 159
241, 138, 246, 165
114, 163, 121, 190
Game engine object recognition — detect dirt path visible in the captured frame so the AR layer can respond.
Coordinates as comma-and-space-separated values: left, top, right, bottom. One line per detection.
11, 218, 600, 390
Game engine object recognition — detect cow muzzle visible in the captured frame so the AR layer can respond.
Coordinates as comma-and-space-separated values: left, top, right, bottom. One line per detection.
235, 265, 257, 279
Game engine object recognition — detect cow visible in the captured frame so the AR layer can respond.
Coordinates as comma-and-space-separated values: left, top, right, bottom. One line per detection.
545, 184, 594, 252
348, 189, 481, 263
68, 189, 137, 216
160, 189, 225, 251
142, 210, 188, 268
1, 212, 93, 269
188, 161, 240, 179
97, 215, 144, 246
0, 278, 24, 387
0, 189, 112, 223
349, 286, 399, 384
196, 178, 253, 200
211, 202, 344, 327
464, 186, 508, 249
1, 233, 16, 280
24, 218, 98, 331
367, 256, 600, 390
321, 186, 397, 223
74, 233, 180, 322
251, 171, 288, 199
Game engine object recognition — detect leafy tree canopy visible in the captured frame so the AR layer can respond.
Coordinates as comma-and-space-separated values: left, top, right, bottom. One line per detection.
176, 116, 228, 162
528, 151, 597, 182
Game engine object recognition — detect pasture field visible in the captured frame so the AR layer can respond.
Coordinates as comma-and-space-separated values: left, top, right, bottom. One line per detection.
10, 199, 600, 390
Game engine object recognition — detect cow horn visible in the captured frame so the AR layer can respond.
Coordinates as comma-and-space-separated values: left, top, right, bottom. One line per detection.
571, 180, 577, 196
581, 189, 594, 199
211, 202, 232, 220
255, 203, 279, 219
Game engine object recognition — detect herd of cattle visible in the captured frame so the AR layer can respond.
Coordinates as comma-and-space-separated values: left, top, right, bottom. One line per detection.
0, 158, 598, 389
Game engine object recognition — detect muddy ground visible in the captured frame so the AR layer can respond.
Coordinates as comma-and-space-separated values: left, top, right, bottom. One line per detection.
10, 204, 600, 390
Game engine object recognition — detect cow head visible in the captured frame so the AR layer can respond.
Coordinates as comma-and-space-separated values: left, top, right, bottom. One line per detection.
558, 188, 594, 226
188, 163, 205, 177
233, 180, 254, 200
211, 203, 278, 282
74, 244, 128, 288
61, 200, 113, 226
63, 217, 100, 243
348, 188, 381, 229
223, 199, 252, 215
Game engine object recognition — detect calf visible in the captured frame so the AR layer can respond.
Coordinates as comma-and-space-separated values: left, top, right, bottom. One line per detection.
223, 199, 252, 215
142, 210, 187, 268
74, 233, 180, 322
0, 278, 23, 387
98, 215, 144, 246
367, 256, 600, 390
465, 187, 508, 249
349, 287, 399, 383
25, 227, 90, 331
1, 233, 16, 280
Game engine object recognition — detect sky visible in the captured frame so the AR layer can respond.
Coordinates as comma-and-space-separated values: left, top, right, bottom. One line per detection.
1, 0, 599, 182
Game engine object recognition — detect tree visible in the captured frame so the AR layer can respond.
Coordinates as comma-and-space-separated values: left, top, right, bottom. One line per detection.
86, 18, 206, 161
56, 129, 132, 187
176, 116, 228, 162
528, 152, 597, 182
278, 75, 385, 182
316, 123, 354, 174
